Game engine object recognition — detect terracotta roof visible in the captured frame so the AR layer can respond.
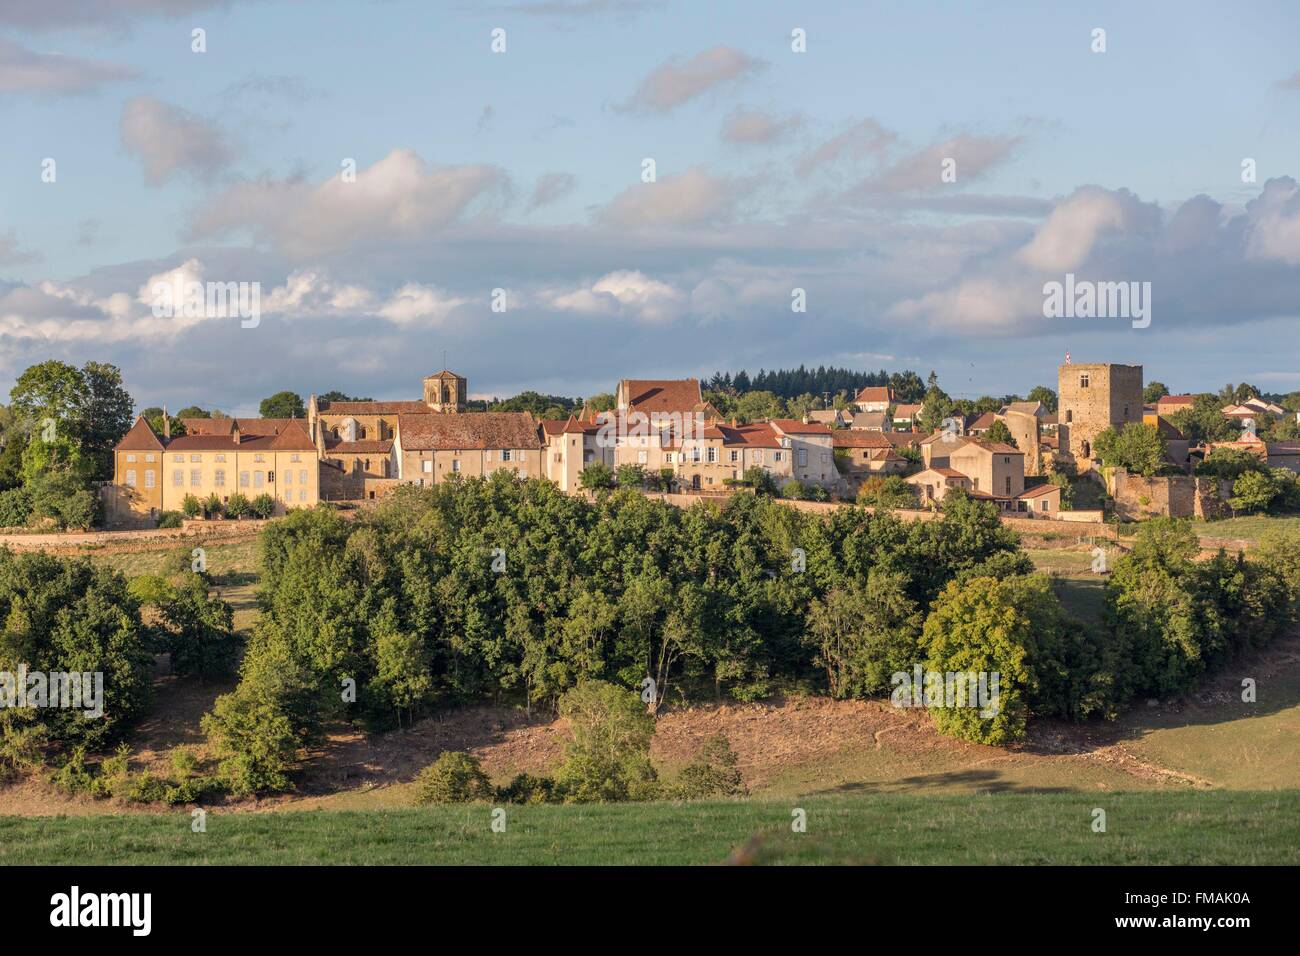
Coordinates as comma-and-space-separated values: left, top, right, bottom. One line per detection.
968, 412, 997, 431
882, 431, 922, 447
892, 403, 922, 417
181, 417, 234, 435
832, 431, 894, 449
851, 411, 888, 429
1019, 483, 1060, 499
958, 439, 1023, 455
322, 400, 430, 415
908, 467, 967, 481
805, 409, 844, 424
620, 379, 703, 415
115, 416, 164, 451
1158, 394, 1195, 404
771, 419, 832, 436
1002, 401, 1044, 417
720, 422, 781, 448
397, 412, 541, 451
854, 386, 892, 403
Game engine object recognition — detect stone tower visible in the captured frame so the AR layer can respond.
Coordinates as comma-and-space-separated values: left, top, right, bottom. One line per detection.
1057, 363, 1143, 470
423, 370, 467, 413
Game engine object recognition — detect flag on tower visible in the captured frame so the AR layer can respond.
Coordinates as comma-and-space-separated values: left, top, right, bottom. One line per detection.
1064, 351, 1071, 365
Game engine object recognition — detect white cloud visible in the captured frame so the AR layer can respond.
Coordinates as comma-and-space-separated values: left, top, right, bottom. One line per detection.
1016, 186, 1159, 272
619, 46, 763, 113
1244, 176, 1300, 265
120, 96, 235, 184
796, 119, 895, 177
541, 270, 685, 322
376, 283, 467, 325
189, 149, 509, 258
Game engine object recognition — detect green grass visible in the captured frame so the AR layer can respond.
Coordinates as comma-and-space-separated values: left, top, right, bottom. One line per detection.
1191, 514, 1300, 545
84, 538, 261, 579
1026, 548, 1110, 624
2, 790, 1295, 864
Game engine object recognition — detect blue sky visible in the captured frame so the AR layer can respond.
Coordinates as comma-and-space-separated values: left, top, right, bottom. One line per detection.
2, 0, 1300, 415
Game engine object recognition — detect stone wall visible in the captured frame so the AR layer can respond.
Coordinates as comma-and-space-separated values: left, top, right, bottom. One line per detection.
1109, 468, 1232, 519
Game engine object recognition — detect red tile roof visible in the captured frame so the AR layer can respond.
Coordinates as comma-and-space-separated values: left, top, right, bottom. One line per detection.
325, 439, 392, 454
968, 412, 997, 430
620, 379, 703, 415
1019, 483, 1061, 499
115, 416, 164, 451
322, 400, 431, 416
854, 386, 892, 403
397, 412, 542, 451
832, 431, 894, 449
771, 419, 832, 436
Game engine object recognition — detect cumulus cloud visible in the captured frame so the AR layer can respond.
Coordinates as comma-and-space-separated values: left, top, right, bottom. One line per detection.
599, 167, 739, 228
720, 107, 803, 145
540, 270, 685, 322
376, 283, 467, 325
888, 180, 1300, 334
120, 96, 235, 184
527, 172, 577, 211
188, 148, 510, 258
619, 46, 763, 113
0, 37, 135, 95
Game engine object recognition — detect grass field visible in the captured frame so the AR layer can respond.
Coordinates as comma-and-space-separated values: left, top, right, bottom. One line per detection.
1, 790, 1294, 865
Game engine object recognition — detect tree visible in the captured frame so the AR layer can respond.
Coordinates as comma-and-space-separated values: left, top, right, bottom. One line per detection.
1229, 469, 1278, 514
672, 734, 746, 798
1093, 422, 1167, 477
76, 362, 134, 480
984, 419, 1016, 447
578, 462, 614, 491
181, 494, 202, 518
259, 391, 306, 419
1143, 381, 1170, 404
224, 492, 251, 518
743, 465, 776, 495
615, 464, 647, 489
318, 390, 372, 404
9, 361, 132, 482
805, 571, 922, 698
1169, 394, 1237, 444
1026, 385, 1058, 414
1196, 447, 1265, 479
250, 493, 277, 519
554, 681, 657, 803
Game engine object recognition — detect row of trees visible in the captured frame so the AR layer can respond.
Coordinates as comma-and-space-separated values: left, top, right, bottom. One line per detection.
198, 474, 1098, 793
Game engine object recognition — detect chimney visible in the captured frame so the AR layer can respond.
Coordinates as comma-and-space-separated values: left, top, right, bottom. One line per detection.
162, 405, 170, 441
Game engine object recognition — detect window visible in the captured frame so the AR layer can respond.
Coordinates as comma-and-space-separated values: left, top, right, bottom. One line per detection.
125, 469, 137, 487
754, 450, 763, 463
214, 470, 225, 488
451, 459, 460, 473
240, 471, 250, 488
299, 490, 307, 502
797, 449, 807, 467
284, 469, 293, 485
145, 454, 155, 463
821, 452, 830, 464
190, 469, 201, 486
298, 470, 306, 485
1065, 410, 1073, 423
1123, 404, 1130, 418
254, 454, 265, 463
706, 447, 717, 463
254, 472, 265, 488
729, 450, 739, 463
126, 454, 136, 463
774, 451, 784, 462
190, 454, 201, 462
1005, 476, 1011, 495
1079, 373, 1090, 388
665, 452, 674, 464
1004, 456, 1010, 464
172, 470, 183, 486
214, 454, 225, 463
1042, 499, 1050, 511
502, 449, 512, 461
144, 470, 155, 488
422, 460, 433, 474
637, 450, 648, 464
691, 447, 701, 462
173, 454, 184, 463
268, 470, 275, 483
290, 453, 301, 462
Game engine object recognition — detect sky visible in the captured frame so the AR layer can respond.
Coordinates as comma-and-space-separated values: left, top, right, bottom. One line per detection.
2, 0, 1300, 416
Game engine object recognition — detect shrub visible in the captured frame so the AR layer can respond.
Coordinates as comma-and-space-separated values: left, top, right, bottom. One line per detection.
224, 492, 251, 518
578, 462, 614, 491
413, 751, 493, 804
743, 466, 776, 496
672, 734, 746, 799
201, 686, 300, 796
156, 511, 184, 529
554, 681, 658, 803
781, 480, 805, 500
204, 493, 224, 517
0, 485, 32, 527
181, 494, 202, 518
250, 493, 277, 520
495, 772, 558, 805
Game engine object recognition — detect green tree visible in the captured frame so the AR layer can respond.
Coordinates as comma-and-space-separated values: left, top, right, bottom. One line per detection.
805, 571, 922, 698
413, 751, 493, 804
1026, 385, 1058, 414
1143, 381, 1170, 404
258, 391, 306, 419
554, 681, 657, 802
578, 462, 614, 491
1093, 422, 1167, 477
984, 419, 1016, 446
1229, 469, 1278, 514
